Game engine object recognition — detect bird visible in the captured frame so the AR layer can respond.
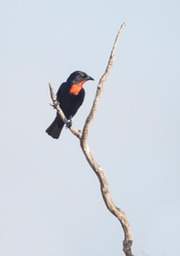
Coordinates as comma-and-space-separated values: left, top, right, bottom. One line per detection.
46, 71, 94, 139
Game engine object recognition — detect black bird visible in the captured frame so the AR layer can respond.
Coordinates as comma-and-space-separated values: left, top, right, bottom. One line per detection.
46, 71, 94, 139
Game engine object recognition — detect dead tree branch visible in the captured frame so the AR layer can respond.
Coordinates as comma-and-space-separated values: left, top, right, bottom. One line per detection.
48, 23, 134, 256
81, 23, 125, 141
80, 23, 134, 256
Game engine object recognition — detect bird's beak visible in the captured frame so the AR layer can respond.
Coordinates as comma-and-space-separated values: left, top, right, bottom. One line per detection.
86, 75, 94, 81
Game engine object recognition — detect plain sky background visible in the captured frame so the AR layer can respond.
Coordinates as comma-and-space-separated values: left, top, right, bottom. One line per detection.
0, 0, 180, 256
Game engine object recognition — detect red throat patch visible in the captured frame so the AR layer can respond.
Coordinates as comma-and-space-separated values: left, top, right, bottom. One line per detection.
69, 81, 86, 95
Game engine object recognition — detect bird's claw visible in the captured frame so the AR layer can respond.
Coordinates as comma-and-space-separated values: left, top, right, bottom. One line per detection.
66, 118, 72, 129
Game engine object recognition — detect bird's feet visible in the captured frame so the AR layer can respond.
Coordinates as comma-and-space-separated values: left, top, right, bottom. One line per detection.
66, 117, 72, 129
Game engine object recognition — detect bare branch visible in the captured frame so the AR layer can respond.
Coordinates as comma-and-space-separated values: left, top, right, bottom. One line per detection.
47, 23, 134, 256
79, 23, 134, 256
81, 23, 126, 142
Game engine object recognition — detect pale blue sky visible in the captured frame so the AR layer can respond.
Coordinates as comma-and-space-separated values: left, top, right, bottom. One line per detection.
0, 1, 180, 256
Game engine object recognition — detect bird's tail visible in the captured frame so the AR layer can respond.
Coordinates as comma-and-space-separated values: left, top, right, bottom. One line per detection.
45, 115, 64, 139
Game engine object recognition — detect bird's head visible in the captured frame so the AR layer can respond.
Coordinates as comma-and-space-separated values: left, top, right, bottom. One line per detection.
67, 71, 94, 84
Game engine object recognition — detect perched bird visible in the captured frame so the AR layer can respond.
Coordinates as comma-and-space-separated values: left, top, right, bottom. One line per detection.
46, 71, 94, 139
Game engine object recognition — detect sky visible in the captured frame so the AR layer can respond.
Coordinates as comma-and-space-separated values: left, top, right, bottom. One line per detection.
0, 0, 180, 256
